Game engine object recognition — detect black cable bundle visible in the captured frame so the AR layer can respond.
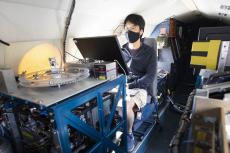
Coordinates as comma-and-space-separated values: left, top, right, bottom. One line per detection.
0, 39, 10, 46
22, 128, 52, 153
63, 0, 76, 62
169, 91, 195, 153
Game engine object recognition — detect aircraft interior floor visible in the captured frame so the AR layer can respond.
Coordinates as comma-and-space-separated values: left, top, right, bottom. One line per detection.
144, 83, 194, 153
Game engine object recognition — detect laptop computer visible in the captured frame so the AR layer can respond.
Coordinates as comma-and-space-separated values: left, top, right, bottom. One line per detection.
73, 35, 129, 75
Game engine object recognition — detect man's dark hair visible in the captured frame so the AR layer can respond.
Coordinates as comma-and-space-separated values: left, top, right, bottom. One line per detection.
124, 14, 145, 31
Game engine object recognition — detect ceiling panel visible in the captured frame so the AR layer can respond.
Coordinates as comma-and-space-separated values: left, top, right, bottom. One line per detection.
0, 1, 66, 42
3, 0, 230, 42
0, 0, 71, 10
193, 0, 230, 23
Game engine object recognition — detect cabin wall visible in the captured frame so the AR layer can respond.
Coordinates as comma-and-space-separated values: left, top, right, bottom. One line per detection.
2, 0, 230, 74
65, 38, 84, 62
0, 0, 68, 42
0, 46, 6, 67
0, 40, 61, 74
0, 0, 198, 42
0, 38, 83, 74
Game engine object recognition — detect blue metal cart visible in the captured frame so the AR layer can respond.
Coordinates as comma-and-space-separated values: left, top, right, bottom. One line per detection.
0, 75, 127, 153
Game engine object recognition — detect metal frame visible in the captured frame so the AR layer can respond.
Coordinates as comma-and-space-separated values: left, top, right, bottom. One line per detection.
0, 75, 127, 153
51, 75, 127, 153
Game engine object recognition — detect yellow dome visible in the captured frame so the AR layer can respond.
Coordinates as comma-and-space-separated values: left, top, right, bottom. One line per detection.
18, 43, 62, 75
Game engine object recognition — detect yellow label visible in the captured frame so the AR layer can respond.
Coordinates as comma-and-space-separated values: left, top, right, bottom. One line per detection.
99, 76, 106, 80
190, 40, 221, 70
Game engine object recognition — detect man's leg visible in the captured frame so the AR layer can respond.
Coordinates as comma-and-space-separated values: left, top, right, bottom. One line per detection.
126, 99, 136, 152
127, 100, 135, 133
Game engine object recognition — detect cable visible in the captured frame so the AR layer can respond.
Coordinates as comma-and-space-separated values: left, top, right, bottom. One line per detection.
114, 59, 128, 83
63, 0, 76, 62
0, 124, 5, 136
169, 91, 195, 153
66, 51, 83, 60
0, 39, 10, 46
114, 59, 127, 76
167, 95, 186, 114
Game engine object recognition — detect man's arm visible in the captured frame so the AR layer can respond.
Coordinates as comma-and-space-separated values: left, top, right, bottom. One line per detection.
128, 50, 157, 90
121, 48, 131, 63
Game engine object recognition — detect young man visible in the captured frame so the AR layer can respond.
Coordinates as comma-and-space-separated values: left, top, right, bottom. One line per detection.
122, 14, 157, 152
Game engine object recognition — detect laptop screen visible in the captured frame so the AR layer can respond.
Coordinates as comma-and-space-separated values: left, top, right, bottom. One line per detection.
73, 35, 129, 74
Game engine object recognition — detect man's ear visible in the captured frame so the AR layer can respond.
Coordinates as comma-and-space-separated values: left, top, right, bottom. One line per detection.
140, 29, 144, 36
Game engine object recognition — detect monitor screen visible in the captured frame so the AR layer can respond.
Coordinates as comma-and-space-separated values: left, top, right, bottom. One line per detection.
73, 36, 129, 74
198, 26, 230, 41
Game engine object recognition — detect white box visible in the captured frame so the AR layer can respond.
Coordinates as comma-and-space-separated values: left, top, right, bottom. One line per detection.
0, 69, 17, 93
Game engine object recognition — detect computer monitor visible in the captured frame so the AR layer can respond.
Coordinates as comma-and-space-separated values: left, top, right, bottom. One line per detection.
198, 26, 230, 41
73, 36, 129, 74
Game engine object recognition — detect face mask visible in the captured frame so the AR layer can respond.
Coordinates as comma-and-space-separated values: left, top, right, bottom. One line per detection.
125, 30, 140, 43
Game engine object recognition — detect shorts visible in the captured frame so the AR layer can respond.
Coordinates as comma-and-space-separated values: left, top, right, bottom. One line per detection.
127, 88, 147, 109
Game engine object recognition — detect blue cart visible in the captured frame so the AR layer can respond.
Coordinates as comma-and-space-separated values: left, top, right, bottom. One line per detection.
0, 75, 127, 153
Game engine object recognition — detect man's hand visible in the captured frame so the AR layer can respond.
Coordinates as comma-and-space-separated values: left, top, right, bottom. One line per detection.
109, 86, 118, 93
126, 83, 129, 89
108, 84, 129, 93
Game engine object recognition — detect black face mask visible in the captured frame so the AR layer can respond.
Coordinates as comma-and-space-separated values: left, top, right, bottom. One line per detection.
125, 30, 140, 43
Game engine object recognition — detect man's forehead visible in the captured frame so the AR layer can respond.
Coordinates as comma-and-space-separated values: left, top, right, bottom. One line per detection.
125, 22, 139, 29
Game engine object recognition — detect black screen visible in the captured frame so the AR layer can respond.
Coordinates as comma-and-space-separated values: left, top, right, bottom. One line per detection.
198, 26, 230, 41
73, 36, 129, 74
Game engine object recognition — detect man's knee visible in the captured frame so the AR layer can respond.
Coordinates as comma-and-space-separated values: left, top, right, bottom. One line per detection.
126, 100, 135, 111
